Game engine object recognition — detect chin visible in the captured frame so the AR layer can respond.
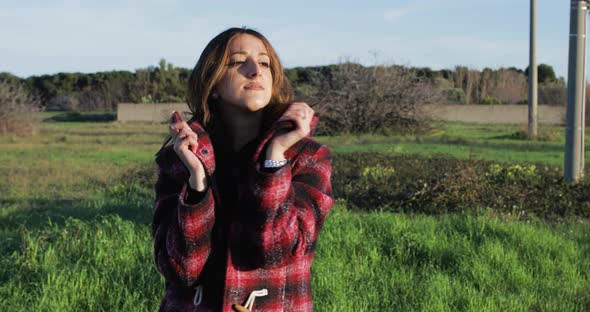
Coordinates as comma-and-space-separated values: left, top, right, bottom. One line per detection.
244, 99, 270, 112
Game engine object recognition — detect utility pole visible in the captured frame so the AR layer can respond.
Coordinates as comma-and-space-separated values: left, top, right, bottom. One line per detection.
565, 0, 588, 182
529, 0, 538, 139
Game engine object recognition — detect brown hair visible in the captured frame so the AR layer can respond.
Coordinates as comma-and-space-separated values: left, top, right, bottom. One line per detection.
186, 27, 294, 130
156, 27, 294, 156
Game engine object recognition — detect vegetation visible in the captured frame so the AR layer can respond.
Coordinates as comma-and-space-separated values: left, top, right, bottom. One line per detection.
333, 154, 590, 220
321, 122, 589, 166
525, 63, 558, 84
5, 59, 585, 133
314, 208, 589, 311
0, 78, 40, 136
0, 62, 569, 113
1, 119, 589, 311
0, 59, 190, 112
308, 62, 439, 134
2, 203, 588, 311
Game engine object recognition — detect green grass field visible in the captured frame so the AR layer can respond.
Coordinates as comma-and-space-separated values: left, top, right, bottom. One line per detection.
321, 122, 590, 167
1, 118, 589, 311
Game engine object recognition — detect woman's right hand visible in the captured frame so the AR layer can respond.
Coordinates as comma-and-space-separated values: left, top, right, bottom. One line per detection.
169, 112, 208, 192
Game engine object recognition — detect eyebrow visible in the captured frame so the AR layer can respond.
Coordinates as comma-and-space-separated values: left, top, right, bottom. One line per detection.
229, 51, 270, 57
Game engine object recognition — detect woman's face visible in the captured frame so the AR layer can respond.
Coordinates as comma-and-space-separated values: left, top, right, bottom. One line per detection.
215, 34, 273, 113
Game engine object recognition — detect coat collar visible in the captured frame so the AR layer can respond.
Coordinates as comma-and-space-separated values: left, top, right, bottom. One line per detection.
251, 115, 319, 164
158, 115, 319, 182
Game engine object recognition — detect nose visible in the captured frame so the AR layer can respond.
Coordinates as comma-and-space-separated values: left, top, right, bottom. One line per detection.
246, 59, 262, 78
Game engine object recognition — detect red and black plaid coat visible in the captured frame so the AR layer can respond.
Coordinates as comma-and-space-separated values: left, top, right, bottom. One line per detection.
152, 117, 334, 311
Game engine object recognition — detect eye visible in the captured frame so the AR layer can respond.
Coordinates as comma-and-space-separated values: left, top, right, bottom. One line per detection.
228, 60, 245, 66
259, 62, 270, 68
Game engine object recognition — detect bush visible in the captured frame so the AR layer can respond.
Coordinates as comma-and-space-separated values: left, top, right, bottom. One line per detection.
44, 112, 116, 122
332, 153, 590, 221
46, 95, 80, 111
480, 96, 503, 105
496, 129, 559, 142
539, 82, 566, 106
0, 79, 40, 136
306, 62, 439, 135
442, 88, 466, 104
127, 152, 590, 222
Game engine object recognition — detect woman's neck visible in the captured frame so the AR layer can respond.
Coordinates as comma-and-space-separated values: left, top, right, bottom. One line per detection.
218, 105, 263, 152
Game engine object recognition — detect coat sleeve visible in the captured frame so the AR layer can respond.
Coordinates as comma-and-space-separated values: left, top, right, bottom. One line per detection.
151, 165, 215, 287
242, 142, 334, 268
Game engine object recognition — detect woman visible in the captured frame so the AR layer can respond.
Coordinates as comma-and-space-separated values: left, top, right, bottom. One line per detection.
152, 27, 334, 311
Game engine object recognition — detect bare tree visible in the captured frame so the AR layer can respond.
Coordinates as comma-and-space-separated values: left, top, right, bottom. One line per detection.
0, 80, 41, 136
450, 67, 527, 104
539, 80, 567, 106
307, 62, 440, 134
489, 69, 527, 104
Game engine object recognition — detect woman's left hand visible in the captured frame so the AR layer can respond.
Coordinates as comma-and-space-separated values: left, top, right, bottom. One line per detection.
266, 102, 314, 161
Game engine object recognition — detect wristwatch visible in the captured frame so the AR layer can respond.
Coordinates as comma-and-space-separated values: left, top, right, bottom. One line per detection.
263, 159, 288, 168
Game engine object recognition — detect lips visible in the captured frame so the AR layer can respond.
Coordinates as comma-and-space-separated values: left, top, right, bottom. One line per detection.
244, 82, 264, 90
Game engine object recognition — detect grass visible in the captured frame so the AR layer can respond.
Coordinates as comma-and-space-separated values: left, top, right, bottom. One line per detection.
0, 122, 163, 202
314, 206, 590, 311
1, 199, 588, 311
1, 118, 589, 311
1, 216, 160, 311
318, 122, 590, 167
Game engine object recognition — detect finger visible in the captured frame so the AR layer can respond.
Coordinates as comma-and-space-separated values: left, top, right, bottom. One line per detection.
305, 109, 314, 121
290, 101, 308, 108
169, 127, 180, 137
173, 135, 194, 154
296, 109, 313, 131
176, 127, 191, 140
170, 111, 182, 124
281, 103, 311, 118
278, 109, 302, 122
286, 113, 307, 131
290, 107, 312, 122
299, 110, 307, 119
290, 102, 311, 115
169, 121, 187, 132
187, 134, 199, 154
277, 109, 311, 129
169, 125, 185, 138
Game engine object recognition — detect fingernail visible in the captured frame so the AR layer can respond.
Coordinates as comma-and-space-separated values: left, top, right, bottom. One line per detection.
171, 111, 182, 123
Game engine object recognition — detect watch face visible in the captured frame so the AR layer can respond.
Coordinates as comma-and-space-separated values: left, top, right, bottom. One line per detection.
264, 159, 287, 168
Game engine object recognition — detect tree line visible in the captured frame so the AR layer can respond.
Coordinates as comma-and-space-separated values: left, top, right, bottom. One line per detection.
0, 59, 565, 112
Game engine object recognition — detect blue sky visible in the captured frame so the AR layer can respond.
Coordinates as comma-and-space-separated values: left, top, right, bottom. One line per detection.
0, 0, 576, 78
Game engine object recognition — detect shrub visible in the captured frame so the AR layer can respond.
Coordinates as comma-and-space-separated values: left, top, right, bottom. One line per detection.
485, 164, 538, 184
492, 128, 559, 142
332, 153, 590, 220
481, 96, 503, 105
128, 153, 590, 221
361, 165, 395, 180
46, 95, 80, 111
442, 88, 466, 104
44, 112, 116, 122
0, 79, 41, 136
306, 62, 439, 135
539, 82, 566, 106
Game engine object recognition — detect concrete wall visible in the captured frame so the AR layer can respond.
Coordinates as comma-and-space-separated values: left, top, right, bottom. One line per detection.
117, 103, 566, 125
424, 104, 565, 125
117, 103, 191, 122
